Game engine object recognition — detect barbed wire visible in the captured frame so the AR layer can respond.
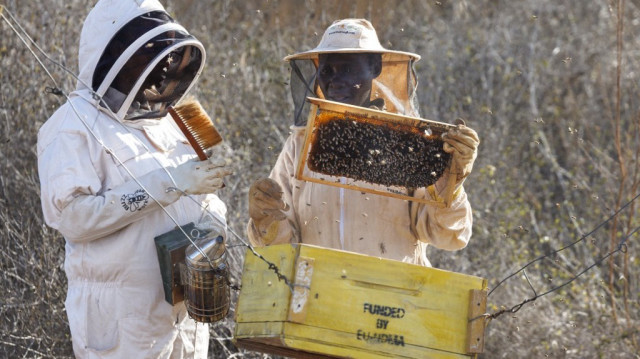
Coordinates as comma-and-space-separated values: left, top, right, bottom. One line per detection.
483, 192, 639, 321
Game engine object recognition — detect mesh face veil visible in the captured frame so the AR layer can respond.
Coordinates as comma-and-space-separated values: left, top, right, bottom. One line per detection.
286, 19, 421, 126
92, 11, 205, 121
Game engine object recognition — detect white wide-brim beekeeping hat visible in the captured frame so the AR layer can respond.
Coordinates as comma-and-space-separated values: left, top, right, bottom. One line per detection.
284, 18, 420, 62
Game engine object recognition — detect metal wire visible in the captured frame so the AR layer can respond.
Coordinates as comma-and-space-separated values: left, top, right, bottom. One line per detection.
489, 191, 640, 297
484, 214, 639, 321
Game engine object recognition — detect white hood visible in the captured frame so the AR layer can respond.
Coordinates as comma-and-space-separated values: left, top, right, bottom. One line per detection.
76, 0, 206, 123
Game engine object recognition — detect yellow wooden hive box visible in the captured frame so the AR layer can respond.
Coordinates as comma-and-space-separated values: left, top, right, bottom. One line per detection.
234, 244, 488, 359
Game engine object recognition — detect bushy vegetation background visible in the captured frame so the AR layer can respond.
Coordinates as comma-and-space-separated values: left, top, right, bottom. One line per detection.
1, 0, 638, 358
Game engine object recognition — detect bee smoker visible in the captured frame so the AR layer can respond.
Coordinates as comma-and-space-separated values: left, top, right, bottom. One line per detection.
182, 232, 230, 323
154, 222, 231, 323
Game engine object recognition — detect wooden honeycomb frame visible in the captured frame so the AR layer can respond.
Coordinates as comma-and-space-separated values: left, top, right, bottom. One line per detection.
296, 98, 458, 207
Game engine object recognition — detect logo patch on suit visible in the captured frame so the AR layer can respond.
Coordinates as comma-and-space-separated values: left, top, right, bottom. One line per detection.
121, 189, 149, 212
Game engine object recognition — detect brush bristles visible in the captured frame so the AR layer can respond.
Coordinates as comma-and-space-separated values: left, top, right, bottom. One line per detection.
169, 98, 223, 159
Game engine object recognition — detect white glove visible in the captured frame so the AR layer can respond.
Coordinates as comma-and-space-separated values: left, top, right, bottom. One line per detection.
168, 147, 232, 195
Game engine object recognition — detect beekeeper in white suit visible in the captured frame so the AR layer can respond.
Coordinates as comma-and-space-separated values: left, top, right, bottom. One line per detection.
248, 19, 479, 266
37, 0, 231, 357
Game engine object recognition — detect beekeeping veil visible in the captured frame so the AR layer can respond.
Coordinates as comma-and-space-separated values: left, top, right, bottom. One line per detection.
78, 0, 205, 122
285, 18, 421, 126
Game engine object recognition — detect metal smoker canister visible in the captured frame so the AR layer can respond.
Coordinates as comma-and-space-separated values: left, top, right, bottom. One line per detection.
184, 234, 230, 323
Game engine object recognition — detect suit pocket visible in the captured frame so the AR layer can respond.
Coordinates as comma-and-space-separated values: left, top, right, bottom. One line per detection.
85, 290, 119, 352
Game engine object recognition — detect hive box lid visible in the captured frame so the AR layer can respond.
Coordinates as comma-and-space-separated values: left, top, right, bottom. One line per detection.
235, 244, 487, 359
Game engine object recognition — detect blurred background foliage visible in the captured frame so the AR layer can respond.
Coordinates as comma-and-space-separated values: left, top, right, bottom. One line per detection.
1, 0, 638, 358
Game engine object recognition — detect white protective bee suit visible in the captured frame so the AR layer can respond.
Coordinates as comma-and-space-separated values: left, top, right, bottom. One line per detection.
37, 1, 224, 357
248, 19, 473, 266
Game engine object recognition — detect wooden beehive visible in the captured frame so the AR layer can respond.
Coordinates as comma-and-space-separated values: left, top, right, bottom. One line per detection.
296, 98, 459, 207
234, 244, 488, 358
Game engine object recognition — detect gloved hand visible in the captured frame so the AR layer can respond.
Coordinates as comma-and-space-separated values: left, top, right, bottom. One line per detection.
249, 178, 289, 228
442, 118, 479, 185
168, 146, 232, 195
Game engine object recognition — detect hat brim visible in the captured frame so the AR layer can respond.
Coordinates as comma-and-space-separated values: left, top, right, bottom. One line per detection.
284, 48, 420, 62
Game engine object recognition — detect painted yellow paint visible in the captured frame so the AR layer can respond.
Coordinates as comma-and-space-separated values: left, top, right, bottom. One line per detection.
235, 244, 488, 359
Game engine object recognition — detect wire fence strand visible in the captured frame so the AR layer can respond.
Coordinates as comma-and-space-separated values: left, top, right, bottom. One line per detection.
485, 194, 639, 321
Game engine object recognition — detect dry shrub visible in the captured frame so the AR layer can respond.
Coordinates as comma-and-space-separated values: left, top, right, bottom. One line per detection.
1, 1, 638, 358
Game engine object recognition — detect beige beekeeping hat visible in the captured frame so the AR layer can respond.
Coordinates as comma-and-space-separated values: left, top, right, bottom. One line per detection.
284, 18, 420, 62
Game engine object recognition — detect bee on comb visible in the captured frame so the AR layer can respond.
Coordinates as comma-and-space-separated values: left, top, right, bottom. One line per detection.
308, 116, 451, 188
168, 97, 223, 160
297, 98, 459, 207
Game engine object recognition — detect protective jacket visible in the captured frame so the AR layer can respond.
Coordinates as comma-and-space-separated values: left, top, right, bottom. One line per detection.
248, 18, 473, 265
37, 1, 222, 358
247, 125, 472, 266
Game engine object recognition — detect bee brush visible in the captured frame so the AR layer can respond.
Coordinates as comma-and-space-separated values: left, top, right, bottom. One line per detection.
168, 97, 223, 160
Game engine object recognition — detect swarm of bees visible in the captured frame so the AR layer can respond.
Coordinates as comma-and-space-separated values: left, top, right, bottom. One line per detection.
308, 115, 451, 188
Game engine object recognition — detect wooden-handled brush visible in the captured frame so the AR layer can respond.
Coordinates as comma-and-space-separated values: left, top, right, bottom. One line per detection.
168, 97, 223, 160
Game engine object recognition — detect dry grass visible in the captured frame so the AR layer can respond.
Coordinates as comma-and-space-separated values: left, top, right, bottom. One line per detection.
1, 0, 639, 358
